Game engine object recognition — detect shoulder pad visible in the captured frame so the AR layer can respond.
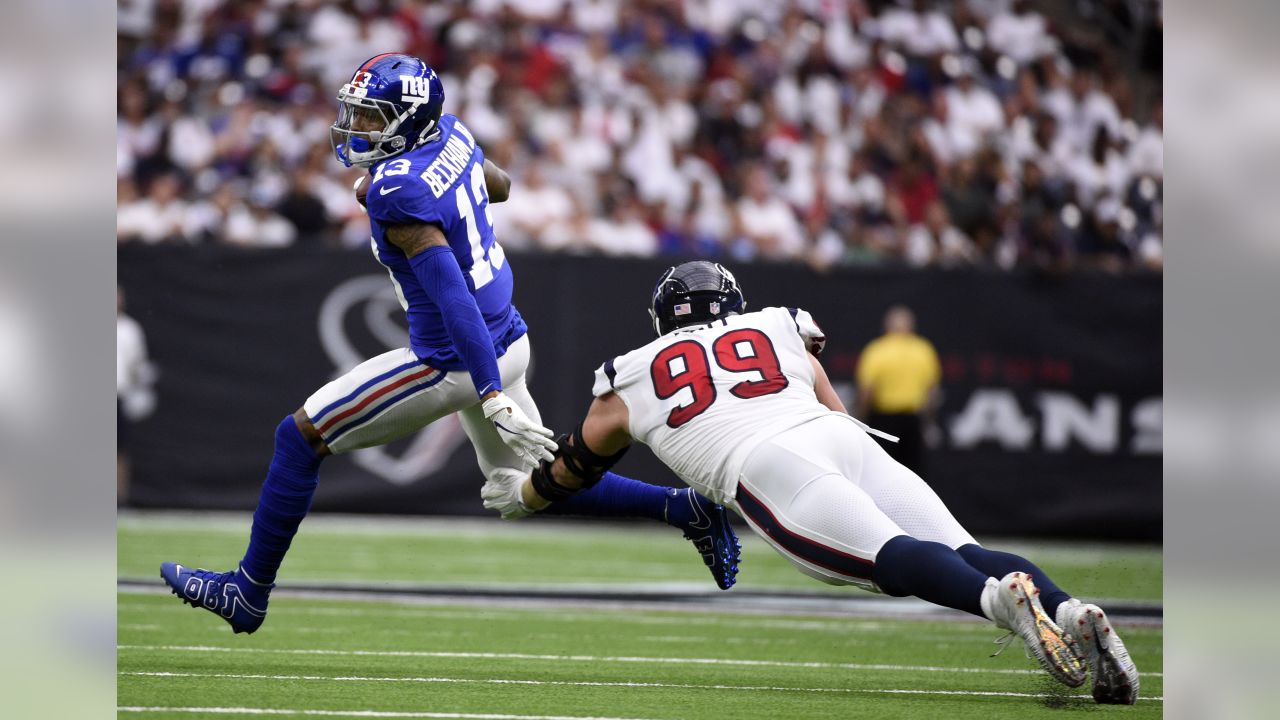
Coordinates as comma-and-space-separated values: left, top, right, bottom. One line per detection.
366, 157, 442, 226
786, 307, 827, 356
592, 356, 620, 398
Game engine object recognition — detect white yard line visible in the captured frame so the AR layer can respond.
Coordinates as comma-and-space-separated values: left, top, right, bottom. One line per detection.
115, 600, 989, 633
117, 708, 653, 720
116, 586, 1165, 627
119, 670, 1163, 702
117, 511, 663, 541
116, 512, 1164, 555
116, 644, 1162, 678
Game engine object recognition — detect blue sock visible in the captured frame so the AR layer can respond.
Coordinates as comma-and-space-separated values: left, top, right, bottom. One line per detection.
873, 535, 989, 618
239, 416, 324, 585
538, 472, 672, 523
957, 543, 1072, 619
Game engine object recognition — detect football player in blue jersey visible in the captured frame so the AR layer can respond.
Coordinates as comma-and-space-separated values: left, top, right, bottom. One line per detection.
160, 53, 740, 634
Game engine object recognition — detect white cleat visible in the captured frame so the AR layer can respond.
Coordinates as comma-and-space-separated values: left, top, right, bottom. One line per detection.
986, 572, 1086, 687
1057, 599, 1140, 704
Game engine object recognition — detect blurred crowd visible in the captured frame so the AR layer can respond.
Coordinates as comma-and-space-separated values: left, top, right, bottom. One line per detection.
117, 0, 1163, 273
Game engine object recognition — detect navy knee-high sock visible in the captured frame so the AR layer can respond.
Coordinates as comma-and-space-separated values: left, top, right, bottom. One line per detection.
873, 536, 989, 618
538, 472, 672, 523
957, 544, 1071, 619
239, 416, 324, 585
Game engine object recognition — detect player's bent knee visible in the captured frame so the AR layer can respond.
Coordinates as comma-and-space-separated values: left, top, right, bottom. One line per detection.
290, 407, 331, 456
872, 535, 925, 597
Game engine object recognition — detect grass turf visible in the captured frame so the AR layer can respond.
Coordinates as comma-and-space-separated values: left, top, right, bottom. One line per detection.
118, 513, 1163, 602
118, 513, 1162, 719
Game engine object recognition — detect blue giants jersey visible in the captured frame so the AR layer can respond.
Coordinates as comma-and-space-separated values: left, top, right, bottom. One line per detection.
363, 114, 526, 370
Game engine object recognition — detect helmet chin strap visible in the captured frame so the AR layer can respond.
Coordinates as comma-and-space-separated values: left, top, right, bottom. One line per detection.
340, 92, 434, 166
384, 97, 439, 150
414, 119, 440, 147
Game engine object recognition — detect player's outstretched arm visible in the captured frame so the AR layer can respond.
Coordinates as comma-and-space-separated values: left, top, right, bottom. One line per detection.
809, 353, 849, 414
483, 159, 511, 203
578, 393, 633, 456
386, 222, 555, 465
518, 393, 633, 512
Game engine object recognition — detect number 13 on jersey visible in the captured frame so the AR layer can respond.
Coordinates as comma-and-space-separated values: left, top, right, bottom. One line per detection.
452, 162, 505, 289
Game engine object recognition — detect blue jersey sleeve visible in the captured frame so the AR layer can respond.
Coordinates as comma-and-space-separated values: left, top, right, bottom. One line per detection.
365, 162, 447, 228
408, 245, 503, 397
365, 154, 502, 398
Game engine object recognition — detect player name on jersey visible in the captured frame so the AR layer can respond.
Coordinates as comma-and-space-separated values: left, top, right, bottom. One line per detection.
421, 127, 477, 199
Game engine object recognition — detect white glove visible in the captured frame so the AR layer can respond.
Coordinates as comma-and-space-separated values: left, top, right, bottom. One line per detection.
481, 392, 558, 465
480, 472, 534, 520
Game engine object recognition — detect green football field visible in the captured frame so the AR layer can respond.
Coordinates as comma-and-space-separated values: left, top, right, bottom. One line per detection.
118, 512, 1163, 719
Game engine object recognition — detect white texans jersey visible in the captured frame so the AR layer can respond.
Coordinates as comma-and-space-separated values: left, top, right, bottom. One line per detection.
592, 307, 838, 505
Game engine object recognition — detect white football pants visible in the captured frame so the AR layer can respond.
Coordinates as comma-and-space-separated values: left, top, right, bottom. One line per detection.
729, 414, 976, 592
302, 333, 539, 498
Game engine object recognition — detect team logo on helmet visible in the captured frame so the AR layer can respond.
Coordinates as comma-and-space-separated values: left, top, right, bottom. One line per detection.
331, 54, 445, 169
649, 261, 747, 336
400, 72, 436, 102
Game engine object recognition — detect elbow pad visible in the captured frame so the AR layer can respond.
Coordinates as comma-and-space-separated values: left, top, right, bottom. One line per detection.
530, 423, 629, 502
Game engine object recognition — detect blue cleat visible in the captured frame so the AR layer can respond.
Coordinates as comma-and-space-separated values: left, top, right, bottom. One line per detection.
159, 562, 272, 634
664, 488, 741, 590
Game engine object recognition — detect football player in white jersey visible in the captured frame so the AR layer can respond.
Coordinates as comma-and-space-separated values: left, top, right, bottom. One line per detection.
486, 260, 1140, 705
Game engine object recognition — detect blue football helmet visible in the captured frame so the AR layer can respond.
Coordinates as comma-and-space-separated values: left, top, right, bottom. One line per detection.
331, 52, 445, 168
649, 261, 746, 336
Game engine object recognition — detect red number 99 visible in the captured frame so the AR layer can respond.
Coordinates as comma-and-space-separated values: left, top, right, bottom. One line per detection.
649, 341, 716, 428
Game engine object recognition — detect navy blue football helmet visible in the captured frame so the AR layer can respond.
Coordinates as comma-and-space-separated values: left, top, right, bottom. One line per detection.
331, 53, 445, 168
649, 261, 746, 336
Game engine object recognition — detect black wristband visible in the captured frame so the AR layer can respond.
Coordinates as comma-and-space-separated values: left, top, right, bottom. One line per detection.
531, 456, 579, 502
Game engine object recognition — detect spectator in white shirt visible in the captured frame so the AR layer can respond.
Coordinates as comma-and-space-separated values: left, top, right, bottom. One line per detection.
117, 173, 190, 244
1127, 100, 1163, 179
223, 188, 297, 248
1069, 126, 1131, 208
921, 90, 960, 166
571, 32, 628, 104
1043, 70, 1123, 155
540, 194, 598, 255
904, 201, 978, 267
823, 3, 873, 70
944, 65, 1006, 158
846, 66, 888, 125
118, 82, 163, 173
182, 183, 240, 243
263, 97, 333, 168
491, 162, 574, 251
986, 0, 1053, 65
1004, 110, 1074, 185
505, 0, 567, 22
589, 198, 658, 257
571, 0, 620, 33
878, 0, 960, 58
160, 97, 216, 172
735, 165, 806, 260
830, 150, 887, 216
665, 146, 733, 240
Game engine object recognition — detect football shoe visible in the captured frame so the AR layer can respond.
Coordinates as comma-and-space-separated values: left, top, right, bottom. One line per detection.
159, 562, 272, 634
665, 488, 741, 590
987, 572, 1086, 687
1057, 598, 1140, 704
